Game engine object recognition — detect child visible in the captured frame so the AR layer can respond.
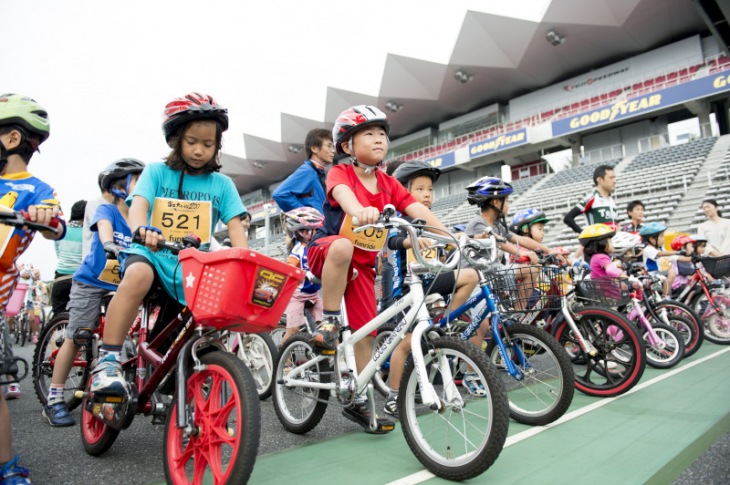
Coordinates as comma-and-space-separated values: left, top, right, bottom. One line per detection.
509, 208, 549, 245
382, 160, 479, 416
307, 105, 450, 432
282, 207, 324, 344
639, 222, 683, 298
42, 159, 143, 427
0, 93, 65, 485
90, 93, 247, 397
668, 235, 696, 297
620, 200, 645, 233
579, 224, 632, 280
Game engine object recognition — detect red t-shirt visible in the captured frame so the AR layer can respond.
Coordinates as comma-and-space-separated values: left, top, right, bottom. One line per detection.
313, 164, 416, 266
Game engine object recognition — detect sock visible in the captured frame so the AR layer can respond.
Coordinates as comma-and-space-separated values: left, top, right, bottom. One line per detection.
99, 344, 123, 362
323, 310, 341, 320
47, 384, 65, 405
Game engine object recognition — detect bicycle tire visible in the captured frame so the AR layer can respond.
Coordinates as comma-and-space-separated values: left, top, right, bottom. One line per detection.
691, 292, 730, 344
640, 322, 684, 369
163, 351, 260, 485
270, 326, 286, 348
372, 323, 397, 398
654, 301, 703, 357
554, 306, 646, 397
32, 312, 90, 409
485, 323, 574, 426
80, 379, 121, 456
398, 336, 509, 481
272, 334, 331, 434
234, 332, 277, 401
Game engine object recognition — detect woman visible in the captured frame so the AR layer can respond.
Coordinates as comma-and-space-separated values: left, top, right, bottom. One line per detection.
698, 199, 730, 256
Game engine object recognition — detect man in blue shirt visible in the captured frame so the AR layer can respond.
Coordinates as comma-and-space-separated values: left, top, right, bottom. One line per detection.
272, 128, 334, 212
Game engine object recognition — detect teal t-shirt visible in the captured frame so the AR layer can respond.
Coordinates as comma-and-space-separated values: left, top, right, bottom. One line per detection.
122, 162, 246, 305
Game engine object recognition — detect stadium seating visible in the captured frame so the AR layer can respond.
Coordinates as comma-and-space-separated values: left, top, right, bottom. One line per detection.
689, 146, 730, 228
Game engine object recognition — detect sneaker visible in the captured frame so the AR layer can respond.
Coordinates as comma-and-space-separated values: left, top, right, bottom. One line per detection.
43, 401, 75, 427
4, 383, 21, 400
342, 399, 395, 434
90, 355, 129, 397
310, 316, 339, 350
0, 455, 31, 485
383, 395, 398, 418
30, 333, 38, 345
462, 372, 487, 397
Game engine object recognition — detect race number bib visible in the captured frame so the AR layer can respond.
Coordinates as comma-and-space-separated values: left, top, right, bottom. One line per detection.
151, 198, 212, 244
407, 246, 438, 265
97, 260, 121, 285
339, 214, 387, 252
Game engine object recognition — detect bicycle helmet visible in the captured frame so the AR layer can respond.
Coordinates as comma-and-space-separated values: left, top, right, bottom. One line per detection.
284, 207, 325, 233
638, 221, 667, 238
611, 231, 641, 256
466, 177, 513, 206
509, 208, 549, 235
332, 105, 390, 156
99, 158, 145, 199
670, 235, 693, 251
578, 223, 616, 246
0, 94, 50, 143
392, 160, 441, 187
689, 234, 708, 244
162, 92, 229, 144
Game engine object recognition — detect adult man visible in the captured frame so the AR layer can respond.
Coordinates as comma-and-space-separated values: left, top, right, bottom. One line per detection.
272, 128, 335, 212
563, 164, 618, 233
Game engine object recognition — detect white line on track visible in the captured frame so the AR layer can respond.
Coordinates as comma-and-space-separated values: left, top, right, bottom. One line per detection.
386, 346, 730, 485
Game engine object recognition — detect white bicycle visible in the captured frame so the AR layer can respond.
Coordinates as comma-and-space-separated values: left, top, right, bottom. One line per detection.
272, 208, 509, 481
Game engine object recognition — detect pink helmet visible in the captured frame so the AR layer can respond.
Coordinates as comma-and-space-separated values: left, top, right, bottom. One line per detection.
284, 207, 324, 233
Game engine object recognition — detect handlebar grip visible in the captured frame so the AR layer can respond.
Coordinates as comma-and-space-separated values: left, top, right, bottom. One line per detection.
352, 216, 359, 227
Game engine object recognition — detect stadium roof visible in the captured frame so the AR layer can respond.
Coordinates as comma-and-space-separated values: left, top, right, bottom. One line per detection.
222, 0, 713, 194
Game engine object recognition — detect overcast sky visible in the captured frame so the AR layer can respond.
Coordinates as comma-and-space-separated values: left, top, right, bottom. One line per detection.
2, 0, 550, 278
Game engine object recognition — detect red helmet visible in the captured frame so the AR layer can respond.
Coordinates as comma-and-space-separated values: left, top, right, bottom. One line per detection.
162, 92, 228, 144
332, 105, 389, 155
670, 235, 694, 251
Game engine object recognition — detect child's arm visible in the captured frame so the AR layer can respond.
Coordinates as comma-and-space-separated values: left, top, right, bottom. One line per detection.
129, 195, 162, 251
403, 202, 449, 235
226, 217, 248, 248
331, 185, 379, 225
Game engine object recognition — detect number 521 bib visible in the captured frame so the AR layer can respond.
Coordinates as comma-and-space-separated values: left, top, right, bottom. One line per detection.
151, 198, 212, 244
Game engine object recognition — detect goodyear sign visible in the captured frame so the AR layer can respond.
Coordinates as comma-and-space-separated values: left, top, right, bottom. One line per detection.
468, 128, 527, 159
553, 70, 730, 136
424, 151, 455, 169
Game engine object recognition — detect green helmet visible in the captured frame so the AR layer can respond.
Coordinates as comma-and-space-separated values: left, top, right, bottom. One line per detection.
0, 94, 50, 143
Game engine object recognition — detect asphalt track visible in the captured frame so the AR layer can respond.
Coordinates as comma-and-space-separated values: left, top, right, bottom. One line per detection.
6, 339, 730, 484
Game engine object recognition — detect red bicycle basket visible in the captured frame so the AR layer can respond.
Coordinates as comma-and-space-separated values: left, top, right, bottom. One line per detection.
180, 248, 304, 333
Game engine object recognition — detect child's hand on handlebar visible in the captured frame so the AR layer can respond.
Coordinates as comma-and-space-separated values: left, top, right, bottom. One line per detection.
352, 207, 380, 227
25, 204, 60, 232
134, 226, 164, 252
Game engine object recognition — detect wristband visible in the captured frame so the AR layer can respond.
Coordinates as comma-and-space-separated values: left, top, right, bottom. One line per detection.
103, 241, 121, 255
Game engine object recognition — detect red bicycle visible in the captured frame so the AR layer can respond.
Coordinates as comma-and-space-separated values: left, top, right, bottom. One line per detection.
77, 236, 304, 484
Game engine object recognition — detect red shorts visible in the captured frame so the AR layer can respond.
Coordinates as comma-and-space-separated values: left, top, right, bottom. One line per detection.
308, 235, 377, 334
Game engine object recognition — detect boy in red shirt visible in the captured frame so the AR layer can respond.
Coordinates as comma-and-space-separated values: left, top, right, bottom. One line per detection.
307, 105, 449, 431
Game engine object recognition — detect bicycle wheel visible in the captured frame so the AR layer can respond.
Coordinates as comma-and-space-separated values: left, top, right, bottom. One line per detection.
640, 322, 684, 369
651, 309, 705, 359
80, 379, 121, 456
164, 351, 260, 485
372, 323, 396, 398
32, 313, 90, 409
554, 306, 646, 397
398, 336, 509, 481
484, 323, 574, 426
234, 332, 277, 400
270, 326, 286, 348
692, 292, 730, 344
272, 334, 331, 434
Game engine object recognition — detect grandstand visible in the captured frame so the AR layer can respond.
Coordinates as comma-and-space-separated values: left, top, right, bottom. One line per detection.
218, 1, 730, 259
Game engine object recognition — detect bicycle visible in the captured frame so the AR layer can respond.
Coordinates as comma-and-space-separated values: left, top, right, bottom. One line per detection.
420, 243, 575, 426
273, 209, 509, 481
673, 254, 730, 344
225, 331, 278, 400
76, 235, 301, 484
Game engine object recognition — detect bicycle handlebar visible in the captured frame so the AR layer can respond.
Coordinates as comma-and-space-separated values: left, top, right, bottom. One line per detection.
132, 232, 202, 255
0, 207, 60, 235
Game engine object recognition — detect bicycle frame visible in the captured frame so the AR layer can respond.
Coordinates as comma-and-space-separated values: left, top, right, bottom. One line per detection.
625, 293, 664, 348
284, 263, 460, 413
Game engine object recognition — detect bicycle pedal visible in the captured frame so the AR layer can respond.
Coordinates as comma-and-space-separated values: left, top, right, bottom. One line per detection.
316, 348, 336, 356
93, 394, 128, 404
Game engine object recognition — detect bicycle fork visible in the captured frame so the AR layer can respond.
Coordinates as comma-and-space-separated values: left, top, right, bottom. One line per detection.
560, 302, 598, 357
627, 303, 664, 349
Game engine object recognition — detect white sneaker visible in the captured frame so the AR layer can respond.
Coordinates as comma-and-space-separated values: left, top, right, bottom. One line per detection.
90, 355, 129, 397
4, 383, 21, 400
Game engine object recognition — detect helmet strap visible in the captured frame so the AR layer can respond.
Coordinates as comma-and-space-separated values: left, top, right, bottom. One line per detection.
347, 138, 381, 174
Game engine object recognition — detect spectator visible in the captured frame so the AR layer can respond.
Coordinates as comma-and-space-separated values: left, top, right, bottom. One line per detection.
52, 200, 86, 315
272, 128, 335, 213
621, 200, 645, 233
698, 199, 730, 255
563, 164, 618, 233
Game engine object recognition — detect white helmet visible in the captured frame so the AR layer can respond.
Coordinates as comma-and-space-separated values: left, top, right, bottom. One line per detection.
612, 231, 641, 257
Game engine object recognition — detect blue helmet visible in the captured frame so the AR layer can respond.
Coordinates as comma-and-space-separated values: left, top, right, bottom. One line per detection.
509, 208, 549, 234
466, 177, 513, 206
639, 221, 667, 238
